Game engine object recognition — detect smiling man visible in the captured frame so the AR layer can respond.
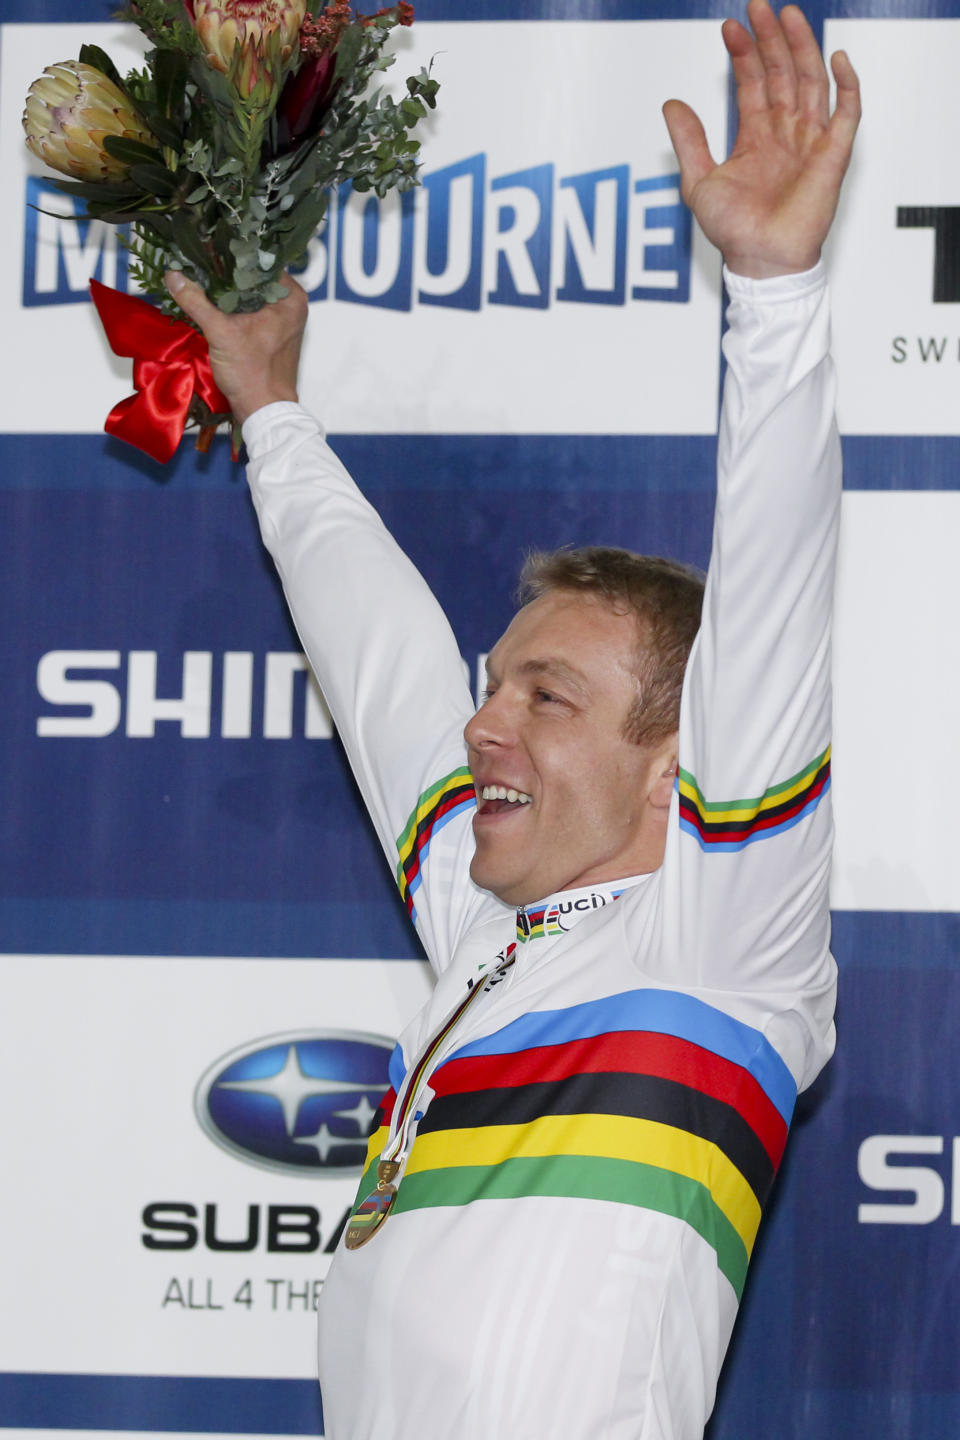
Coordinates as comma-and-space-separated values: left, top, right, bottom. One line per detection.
169, 3, 860, 1436
466, 556, 702, 904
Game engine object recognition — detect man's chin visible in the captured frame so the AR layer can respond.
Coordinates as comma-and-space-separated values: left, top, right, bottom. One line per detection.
469, 854, 529, 909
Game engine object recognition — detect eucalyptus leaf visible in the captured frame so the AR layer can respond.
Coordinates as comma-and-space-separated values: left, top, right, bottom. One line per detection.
261, 280, 290, 302
333, 24, 365, 82
275, 202, 326, 258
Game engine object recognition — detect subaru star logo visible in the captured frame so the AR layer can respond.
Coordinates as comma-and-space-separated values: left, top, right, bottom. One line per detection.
194, 1030, 394, 1177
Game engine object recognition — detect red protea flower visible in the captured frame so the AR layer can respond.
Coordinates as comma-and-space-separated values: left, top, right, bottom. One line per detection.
273, 3, 355, 151
274, 49, 339, 149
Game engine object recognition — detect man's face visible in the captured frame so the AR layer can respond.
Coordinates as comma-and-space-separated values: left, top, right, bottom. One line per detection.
464, 590, 673, 907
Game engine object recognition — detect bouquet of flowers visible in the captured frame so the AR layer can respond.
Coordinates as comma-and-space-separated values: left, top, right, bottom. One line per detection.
22, 0, 438, 461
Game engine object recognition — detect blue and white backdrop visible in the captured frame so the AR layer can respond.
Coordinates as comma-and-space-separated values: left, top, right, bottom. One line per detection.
2, 1, 960, 1436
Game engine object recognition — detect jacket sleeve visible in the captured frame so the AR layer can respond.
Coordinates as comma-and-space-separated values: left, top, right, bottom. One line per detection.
655, 263, 840, 1092
244, 405, 493, 972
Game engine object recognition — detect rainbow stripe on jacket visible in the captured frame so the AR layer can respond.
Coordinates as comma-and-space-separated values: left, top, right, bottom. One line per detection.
354, 988, 796, 1301
396, 768, 476, 920
678, 746, 831, 851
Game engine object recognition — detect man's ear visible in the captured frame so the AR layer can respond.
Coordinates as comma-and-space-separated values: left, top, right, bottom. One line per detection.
648, 738, 678, 811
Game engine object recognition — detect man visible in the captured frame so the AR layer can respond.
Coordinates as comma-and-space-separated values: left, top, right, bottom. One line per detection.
169, 2, 859, 1435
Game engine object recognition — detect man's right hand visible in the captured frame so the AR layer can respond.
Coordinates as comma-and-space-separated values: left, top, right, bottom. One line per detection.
165, 271, 308, 425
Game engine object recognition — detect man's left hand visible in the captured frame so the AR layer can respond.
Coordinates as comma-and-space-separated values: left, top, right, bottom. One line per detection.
663, 0, 861, 279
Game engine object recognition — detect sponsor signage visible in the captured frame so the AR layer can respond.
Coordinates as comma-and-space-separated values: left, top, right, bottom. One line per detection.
825, 18, 960, 434
787, 959, 960, 1398
194, 1030, 393, 1176
32, 647, 489, 740
0, 955, 432, 1379
35, 649, 333, 741
1, 19, 727, 435
23, 161, 691, 313
857, 1134, 960, 1225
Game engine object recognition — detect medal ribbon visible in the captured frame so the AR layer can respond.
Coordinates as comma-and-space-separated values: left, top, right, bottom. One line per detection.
381, 942, 517, 1166
346, 890, 632, 1247
345, 943, 518, 1248
89, 280, 231, 464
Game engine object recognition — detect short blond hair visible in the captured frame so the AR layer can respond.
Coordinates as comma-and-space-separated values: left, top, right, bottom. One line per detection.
518, 546, 704, 747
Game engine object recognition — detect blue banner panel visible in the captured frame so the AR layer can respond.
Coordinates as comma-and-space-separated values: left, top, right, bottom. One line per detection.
708, 913, 960, 1440
0, 432, 718, 958
0, 1375, 323, 1435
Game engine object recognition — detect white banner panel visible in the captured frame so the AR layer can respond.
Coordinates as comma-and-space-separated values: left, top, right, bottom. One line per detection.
825, 19, 960, 436
832, 491, 960, 909
0, 955, 433, 1380
2, 20, 726, 436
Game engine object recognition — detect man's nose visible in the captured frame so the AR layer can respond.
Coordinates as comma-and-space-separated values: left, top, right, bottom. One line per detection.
464, 690, 516, 751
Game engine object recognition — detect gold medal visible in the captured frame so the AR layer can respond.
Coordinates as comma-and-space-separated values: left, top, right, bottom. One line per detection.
344, 947, 517, 1252
345, 1160, 401, 1249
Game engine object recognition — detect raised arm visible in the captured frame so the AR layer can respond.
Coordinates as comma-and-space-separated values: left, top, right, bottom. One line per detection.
170, 273, 487, 972
654, 3, 860, 1091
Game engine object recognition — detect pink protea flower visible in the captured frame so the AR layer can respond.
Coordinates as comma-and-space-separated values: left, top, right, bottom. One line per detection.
191, 0, 307, 94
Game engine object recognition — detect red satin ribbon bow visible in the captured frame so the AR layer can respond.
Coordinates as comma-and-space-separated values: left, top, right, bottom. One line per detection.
90, 279, 231, 464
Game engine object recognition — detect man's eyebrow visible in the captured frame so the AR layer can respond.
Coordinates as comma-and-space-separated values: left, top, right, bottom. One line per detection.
517, 657, 592, 697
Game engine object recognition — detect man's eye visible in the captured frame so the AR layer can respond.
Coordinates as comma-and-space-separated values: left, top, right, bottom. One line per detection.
481, 687, 497, 703
535, 688, 558, 704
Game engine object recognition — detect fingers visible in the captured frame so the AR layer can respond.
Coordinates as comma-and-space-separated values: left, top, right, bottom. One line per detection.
729, 3, 856, 144
165, 270, 221, 336
829, 47, 862, 153
723, 17, 770, 122
746, 0, 798, 114
277, 272, 310, 322
662, 99, 715, 199
780, 4, 829, 126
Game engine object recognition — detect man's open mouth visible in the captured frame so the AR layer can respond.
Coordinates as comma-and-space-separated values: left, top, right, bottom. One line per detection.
477, 785, 533, 815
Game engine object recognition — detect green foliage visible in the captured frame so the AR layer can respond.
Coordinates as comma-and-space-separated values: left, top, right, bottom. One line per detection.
43, 3, 438, 339
115, 0, 203, 55
78, 43, 127, 91
101, 134, 165, 166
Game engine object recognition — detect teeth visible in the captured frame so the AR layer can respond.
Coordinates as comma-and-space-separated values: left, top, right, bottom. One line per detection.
481, 785, 532, 804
